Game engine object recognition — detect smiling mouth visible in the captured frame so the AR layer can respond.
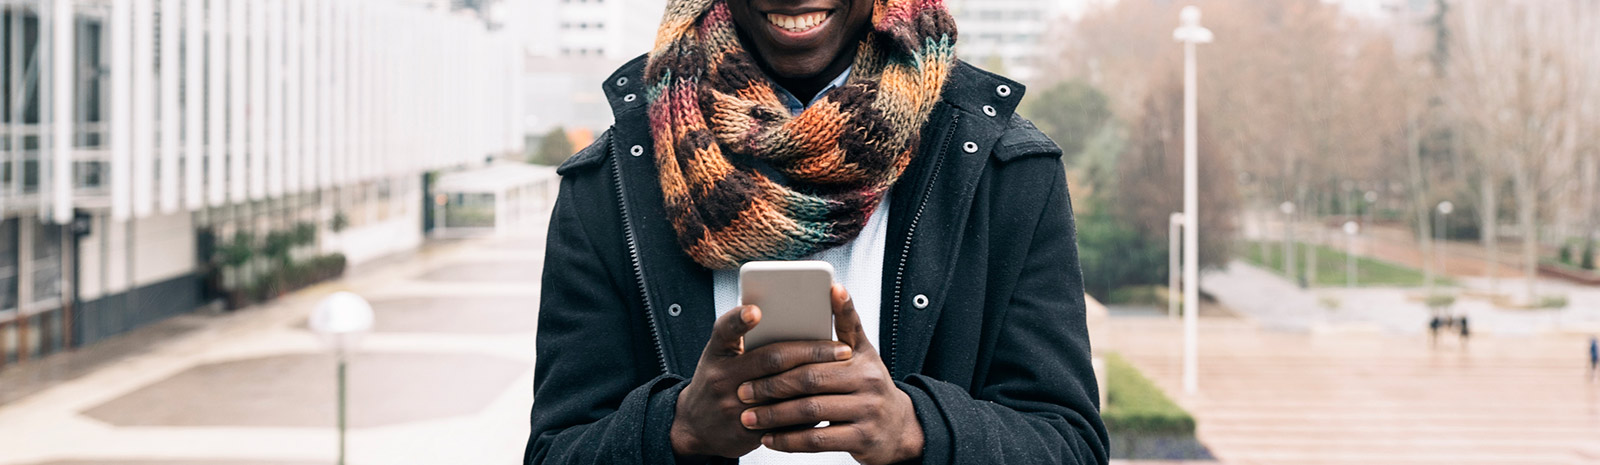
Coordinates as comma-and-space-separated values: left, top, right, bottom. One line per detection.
765, 11, 832, 34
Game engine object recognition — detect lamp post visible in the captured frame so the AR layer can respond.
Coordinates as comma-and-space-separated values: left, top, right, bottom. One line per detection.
1437, 201, 1454, 289
1174, 5, 1212, 395
1281, 200, 1296, 279
309, 292, 375, 465
1344, 221, 1360, 288
1170, 212, 1184, 320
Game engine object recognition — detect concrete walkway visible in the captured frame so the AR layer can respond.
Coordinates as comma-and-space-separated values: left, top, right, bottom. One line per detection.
1107, 316, 1600, 465
1204, 260, 1600, 336
0, 230, 546, 465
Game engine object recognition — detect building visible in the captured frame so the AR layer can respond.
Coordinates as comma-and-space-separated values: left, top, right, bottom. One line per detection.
0, 0, 524, 369
946, 0, 1086, 84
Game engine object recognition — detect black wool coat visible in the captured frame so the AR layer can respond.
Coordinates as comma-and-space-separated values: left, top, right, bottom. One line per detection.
524, 55, 1109, 465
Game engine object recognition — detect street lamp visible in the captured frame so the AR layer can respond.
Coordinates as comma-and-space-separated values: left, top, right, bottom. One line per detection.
1436, 201, 1454, 290
309, 292, 375, 465
1174, 5, 1212, 395
1344, 221, 1360, 288
1169, 212, 1184, 320
1281, 200, 1296, 279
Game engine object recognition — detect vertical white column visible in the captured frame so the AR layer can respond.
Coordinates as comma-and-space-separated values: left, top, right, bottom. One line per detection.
331, 0, 346, 187
266, 0, 282, 197
227, 0, 246, 203
52, 0, 76, 223
207, 0, 226, 206
133, 0, 156, 217
300, 0, 316, 193
248, 0, 265, 200
183, 0, 203, 209
110, 0, 133, 221
317, 0, 331, 190
159, 0, 180, 212
284, 0, 300, 194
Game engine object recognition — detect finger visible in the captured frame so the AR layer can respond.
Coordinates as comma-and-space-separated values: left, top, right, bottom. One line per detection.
739, 361, 863, 404
762, 423, 867, 454
740, 395, 868, 430
831, 284, 872, 351
730, 340, 853, 382
704, 305, 761, 359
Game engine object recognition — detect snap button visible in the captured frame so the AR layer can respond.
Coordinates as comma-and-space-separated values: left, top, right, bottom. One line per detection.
630, 145, 644, 157
912, 294, 930, 309
982, 105, 997, 117
962, 141, 979, 154
668, 303, 682, 316
996, 84, 1012, 98
623, 93, 637, 102
616, 76, 629, 86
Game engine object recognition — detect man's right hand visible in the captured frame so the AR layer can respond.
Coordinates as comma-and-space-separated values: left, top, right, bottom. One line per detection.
671, 305, 854, 458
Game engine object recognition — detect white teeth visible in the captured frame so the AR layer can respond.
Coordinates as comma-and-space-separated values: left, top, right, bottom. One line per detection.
766, 11, 829, 33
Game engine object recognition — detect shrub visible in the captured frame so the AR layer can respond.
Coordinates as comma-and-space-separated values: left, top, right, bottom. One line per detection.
1584, 241, 1596, 271
1425, 294, 1456, 309
1104, 353, 1195, 435
1559, 244, 1574, 266
292, 222, 318, 246
1538, 295, 1569, 309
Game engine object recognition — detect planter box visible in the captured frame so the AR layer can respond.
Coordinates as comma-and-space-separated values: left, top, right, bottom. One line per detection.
1110, 431, 1215, 461
1538, 263, 1600, 286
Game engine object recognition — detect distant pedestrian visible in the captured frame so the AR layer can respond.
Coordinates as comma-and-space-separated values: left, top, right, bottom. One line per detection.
1589, 336, 1598, 382
1458, 316, 1470, 347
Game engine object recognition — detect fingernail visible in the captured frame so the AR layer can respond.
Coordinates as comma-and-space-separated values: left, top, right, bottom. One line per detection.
762, 434, 774, 447
835, 344, 853, 360
741, 410, 758, 428
737, 383, 755, 404
741, 307, 757, 325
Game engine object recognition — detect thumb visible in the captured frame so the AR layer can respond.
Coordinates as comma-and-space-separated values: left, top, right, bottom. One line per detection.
831, 284, 872, 352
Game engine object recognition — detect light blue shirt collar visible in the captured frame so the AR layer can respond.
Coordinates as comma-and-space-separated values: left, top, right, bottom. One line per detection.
775, 67, 853, 117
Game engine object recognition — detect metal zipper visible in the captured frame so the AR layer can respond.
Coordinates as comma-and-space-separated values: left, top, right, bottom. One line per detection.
610, 139, 670, 375
888, 110, 959, 376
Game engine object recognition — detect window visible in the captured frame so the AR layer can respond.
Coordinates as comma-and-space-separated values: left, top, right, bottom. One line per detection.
0, 219, 18, 312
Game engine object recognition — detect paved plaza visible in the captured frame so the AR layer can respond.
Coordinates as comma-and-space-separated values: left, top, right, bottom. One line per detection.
1109, 316, 1600, 465
0, 232, 547, 465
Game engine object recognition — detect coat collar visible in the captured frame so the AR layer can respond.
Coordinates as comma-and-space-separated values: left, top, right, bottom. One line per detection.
598, 54, 1027, 377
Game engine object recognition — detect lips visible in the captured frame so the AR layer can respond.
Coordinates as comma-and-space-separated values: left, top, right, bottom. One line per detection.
766, 11, 831, 34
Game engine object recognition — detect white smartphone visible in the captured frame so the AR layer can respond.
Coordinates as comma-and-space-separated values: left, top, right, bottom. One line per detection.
739, 260, 835, 351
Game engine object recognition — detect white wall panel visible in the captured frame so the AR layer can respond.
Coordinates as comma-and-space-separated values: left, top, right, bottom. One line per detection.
207, 0, 226, 206
266, 0, 282, 197
110, 0, 133, 221
247, 0, 265, 200
183, 0, 203, 210
227, 0, 245, 203
51, 0, 74, 223
133, 0, 156, 217
284, 0, 301, 194
159, 0, 180, 212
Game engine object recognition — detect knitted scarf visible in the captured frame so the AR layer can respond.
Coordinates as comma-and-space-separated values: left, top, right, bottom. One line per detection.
644, 0, 958, 270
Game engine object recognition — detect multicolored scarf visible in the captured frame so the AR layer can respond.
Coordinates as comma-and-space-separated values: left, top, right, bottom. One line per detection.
644, 0, 958, 270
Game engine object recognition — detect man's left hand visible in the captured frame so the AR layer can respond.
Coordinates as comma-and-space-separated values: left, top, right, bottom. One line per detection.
736, 284, 924, 465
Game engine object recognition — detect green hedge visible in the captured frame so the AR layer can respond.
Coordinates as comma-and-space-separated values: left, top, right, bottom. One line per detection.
1104, 353, 1195, 435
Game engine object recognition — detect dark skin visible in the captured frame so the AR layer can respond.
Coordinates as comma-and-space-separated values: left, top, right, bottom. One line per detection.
672, 285, 923, 463
725, 0, 875, 101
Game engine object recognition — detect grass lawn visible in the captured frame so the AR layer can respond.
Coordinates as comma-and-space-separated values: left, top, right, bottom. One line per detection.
1104, 353, 1194, 435
1239, 240, 1449, 287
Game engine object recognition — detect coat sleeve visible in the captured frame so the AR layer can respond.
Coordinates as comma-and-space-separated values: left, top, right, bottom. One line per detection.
523, 162, 703, 465
901, 156, 1110, 465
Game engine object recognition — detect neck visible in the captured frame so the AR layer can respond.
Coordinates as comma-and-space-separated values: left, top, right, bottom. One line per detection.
770, 50, 855, 102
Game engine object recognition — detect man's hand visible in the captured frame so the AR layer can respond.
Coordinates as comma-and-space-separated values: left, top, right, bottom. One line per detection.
671, 305, 854, 458
736, 285, 925, 465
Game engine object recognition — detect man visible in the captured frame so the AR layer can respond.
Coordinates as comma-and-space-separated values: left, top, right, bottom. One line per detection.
524, 0, 1108, 463
1589, 336, 1598, 383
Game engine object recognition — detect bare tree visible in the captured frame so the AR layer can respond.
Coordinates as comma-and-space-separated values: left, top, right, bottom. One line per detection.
1451, 0, 1594, 302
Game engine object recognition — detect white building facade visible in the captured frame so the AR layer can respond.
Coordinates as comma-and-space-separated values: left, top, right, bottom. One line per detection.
0, 0, 523, 368
946, 0, 1083, 84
